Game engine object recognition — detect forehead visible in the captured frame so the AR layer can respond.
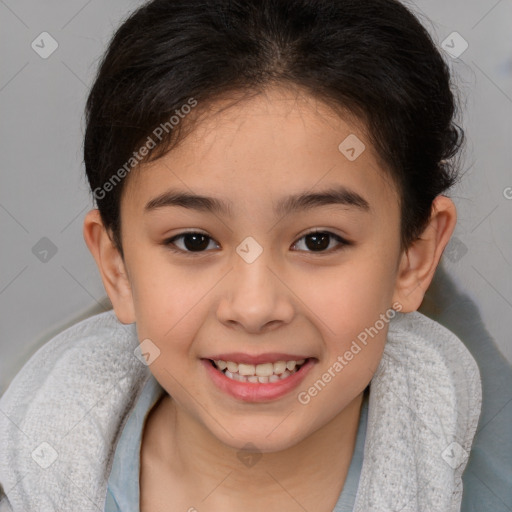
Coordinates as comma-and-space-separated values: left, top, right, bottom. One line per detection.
122, 86, 399, 217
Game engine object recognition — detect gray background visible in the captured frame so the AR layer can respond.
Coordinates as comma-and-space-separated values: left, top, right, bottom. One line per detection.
1, 0, 511, 396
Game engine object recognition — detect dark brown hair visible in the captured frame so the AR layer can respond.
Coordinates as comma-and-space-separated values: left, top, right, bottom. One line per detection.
84, 0, 465, 258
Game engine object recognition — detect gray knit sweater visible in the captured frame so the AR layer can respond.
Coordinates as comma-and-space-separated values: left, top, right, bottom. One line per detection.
0, 310, 481, 511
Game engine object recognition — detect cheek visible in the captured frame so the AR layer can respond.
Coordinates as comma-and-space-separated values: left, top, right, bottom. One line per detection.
128, 251, 210, 352
297, 250, 398, 332
298, 250, 396, 385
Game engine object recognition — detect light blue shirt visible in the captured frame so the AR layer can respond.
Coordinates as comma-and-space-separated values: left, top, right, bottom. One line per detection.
104, 376, 369, 512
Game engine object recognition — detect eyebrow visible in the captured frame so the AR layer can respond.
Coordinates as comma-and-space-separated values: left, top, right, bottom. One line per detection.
144, 185, 370, 216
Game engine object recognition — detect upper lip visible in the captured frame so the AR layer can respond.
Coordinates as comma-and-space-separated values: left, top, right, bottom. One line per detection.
203, 353, 312, 364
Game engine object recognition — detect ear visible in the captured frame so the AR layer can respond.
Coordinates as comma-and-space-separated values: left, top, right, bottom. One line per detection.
83, 209, 136, 324
392, 195, 457, 312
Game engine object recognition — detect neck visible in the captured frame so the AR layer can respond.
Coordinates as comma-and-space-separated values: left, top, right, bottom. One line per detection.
146, 391, 365, 509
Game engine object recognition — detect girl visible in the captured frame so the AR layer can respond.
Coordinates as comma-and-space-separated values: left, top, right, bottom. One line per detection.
0, 1, 482, 511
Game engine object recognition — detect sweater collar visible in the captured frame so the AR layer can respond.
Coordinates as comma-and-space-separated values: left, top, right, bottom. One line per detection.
0, 310, 481, 511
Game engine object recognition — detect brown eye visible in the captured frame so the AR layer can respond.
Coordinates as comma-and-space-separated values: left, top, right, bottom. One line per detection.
164, 232, 219, 254
163, 229, 351, 256
292, 231, 350, 253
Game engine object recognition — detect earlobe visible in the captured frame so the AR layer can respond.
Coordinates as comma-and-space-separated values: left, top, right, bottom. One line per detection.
392, 196, 457, 312
83, 209, 136, 324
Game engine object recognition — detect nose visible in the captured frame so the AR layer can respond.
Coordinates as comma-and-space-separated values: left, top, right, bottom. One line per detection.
216, 246, 295, 334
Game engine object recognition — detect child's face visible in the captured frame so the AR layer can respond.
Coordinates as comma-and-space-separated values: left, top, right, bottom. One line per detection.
119, 86, 403, 451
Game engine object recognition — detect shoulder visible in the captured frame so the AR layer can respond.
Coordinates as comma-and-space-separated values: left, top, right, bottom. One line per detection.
354, 311, 482, 511
0, 310, 151, 511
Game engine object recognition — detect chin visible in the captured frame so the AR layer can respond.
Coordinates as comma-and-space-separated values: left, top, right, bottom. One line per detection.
212, 422, 307, 454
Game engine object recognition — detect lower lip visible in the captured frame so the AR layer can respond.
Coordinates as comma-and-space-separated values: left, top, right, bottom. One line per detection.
202, 359, 315, 402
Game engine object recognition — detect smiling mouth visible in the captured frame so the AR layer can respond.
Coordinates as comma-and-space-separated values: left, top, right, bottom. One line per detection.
208, 358, 308, 384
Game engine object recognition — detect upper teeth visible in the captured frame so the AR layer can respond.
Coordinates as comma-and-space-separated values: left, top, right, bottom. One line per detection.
214, 359, 305, 376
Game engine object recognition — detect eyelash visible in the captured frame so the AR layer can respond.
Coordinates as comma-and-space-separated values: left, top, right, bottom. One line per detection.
162, 229, 352, 256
